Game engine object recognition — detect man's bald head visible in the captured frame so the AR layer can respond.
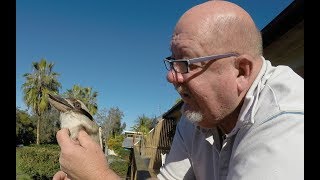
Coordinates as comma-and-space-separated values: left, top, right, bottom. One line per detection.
173, 0, 262, 58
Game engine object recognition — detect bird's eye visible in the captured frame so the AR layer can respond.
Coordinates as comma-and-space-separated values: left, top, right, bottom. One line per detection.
74, 102, 81, 109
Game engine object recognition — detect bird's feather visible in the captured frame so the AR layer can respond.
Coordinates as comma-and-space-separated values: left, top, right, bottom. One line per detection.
48, 94, 103, 149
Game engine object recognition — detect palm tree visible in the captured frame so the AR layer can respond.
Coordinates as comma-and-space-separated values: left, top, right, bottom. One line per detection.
22, 58, 61, 145
64, 84, 98, 115
131, 114, 153, 135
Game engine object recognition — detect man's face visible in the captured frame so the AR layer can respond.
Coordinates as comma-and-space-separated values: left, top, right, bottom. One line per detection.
166, 32, 239, 128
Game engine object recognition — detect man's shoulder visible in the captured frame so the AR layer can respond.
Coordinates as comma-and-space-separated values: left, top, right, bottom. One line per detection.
254, 62, 304, 124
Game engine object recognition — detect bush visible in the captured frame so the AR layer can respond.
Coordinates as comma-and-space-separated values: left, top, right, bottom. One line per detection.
107, 135, 131, 178
115, 148, 131, 161
107, 135, 124, 149
107, 134, 131, 159
16, 144, 60, 179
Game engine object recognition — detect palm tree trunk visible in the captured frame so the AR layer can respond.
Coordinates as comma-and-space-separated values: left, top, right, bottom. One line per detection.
36, 115, 41, 145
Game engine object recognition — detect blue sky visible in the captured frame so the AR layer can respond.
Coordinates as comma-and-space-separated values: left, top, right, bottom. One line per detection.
16, 0, 294, 130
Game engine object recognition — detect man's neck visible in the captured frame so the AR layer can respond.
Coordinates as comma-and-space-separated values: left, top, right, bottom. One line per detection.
218, 103, 243, 134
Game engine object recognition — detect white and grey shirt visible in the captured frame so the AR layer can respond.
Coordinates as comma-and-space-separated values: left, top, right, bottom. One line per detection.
157, 58, 304, 180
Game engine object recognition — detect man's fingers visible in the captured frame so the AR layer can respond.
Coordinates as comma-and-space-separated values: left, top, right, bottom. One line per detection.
52, 170, 68, 180
77, 130, 96, 148
56, 128, 73, 148
57, 128, 98, 149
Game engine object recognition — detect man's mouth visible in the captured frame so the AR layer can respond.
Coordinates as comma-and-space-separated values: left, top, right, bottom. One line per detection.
175, 86, 191, 101
181, 92, 190, 99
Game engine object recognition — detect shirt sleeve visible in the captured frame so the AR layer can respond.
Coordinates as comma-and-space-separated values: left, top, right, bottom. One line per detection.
157, 118, 195, 180
227, 113, 304, 180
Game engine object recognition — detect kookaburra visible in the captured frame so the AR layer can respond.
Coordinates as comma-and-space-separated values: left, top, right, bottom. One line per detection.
48, 94, 102, 149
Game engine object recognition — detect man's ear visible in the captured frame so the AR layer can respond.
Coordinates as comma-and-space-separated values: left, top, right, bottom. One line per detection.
234, 55, 253, 94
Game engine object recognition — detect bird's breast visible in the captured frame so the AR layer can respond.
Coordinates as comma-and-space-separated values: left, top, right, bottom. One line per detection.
60, 111, 87, 129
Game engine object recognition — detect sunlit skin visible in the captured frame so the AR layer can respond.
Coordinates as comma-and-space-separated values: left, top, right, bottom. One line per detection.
166, 1, 263, 133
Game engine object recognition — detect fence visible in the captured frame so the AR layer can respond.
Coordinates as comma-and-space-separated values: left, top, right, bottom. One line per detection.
128, 101, 183, 179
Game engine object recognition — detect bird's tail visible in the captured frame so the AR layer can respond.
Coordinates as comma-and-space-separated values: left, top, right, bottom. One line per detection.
99, 126, 103, 149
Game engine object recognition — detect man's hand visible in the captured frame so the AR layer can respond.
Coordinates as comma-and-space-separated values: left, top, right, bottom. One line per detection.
53, 128, 120, 180
53, 170, 70, 180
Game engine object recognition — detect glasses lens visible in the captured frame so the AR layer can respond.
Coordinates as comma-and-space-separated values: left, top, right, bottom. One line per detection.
164, 60, 172, 71
172, 61, 188, 73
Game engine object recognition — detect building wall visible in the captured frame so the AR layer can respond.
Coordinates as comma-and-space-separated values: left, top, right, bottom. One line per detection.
263, 20, 304, 78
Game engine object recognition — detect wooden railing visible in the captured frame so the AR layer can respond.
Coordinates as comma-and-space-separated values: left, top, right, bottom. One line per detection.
128, 117, 179, 179
128, 101, 183, 179
129, 146, 153, 180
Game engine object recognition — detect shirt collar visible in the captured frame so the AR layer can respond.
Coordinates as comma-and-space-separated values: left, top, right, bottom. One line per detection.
228, 56, 268, 136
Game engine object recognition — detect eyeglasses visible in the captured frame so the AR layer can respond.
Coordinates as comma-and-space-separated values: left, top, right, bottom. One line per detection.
163, 52, 238, 74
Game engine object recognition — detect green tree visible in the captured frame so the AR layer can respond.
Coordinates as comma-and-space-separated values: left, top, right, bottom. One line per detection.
95, 108, 109, 139
22, 59, 61, 145
102, 107, 125, 138
109, 107, 126, 137
131, 114, 153, 135
16, 107, 36, 145
175, 98, 182, 104
37, 109, 60, 144
95, 107, 125, 152
64, 84, 98, 115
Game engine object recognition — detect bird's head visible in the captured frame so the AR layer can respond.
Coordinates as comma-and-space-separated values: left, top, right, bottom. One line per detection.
48, 93, 93, 121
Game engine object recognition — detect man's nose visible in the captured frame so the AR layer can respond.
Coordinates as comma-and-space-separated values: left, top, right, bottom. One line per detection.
166, 69, 184, 84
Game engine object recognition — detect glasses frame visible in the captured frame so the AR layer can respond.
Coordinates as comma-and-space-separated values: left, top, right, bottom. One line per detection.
164, 52, 238, 74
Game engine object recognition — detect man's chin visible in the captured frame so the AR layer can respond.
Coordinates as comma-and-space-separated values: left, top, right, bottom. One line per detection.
181, 104, 218, 129
183, 110, 203, 124
181, 103, 204, 123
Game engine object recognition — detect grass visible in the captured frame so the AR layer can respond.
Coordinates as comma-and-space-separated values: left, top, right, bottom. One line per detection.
108, 155, 130, 178
16, 147, 32, 180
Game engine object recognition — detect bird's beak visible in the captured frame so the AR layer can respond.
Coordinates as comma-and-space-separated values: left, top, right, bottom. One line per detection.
48, 94, 73, 112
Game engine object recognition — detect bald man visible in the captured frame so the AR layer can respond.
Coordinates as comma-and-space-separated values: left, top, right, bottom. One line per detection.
53, 1, 304, 180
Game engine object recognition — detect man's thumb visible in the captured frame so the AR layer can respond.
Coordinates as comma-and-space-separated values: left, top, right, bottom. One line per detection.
77, 130, 95, 148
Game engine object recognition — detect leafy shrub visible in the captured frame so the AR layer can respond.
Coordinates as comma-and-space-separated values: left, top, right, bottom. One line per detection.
116, 148, 131, 161
107, 135, 124, 149
16, 108, 36, 145
17, 144, 60, 179
17, 144, 131, 179
107, 135, 131, 177
108, 136, 131, 161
